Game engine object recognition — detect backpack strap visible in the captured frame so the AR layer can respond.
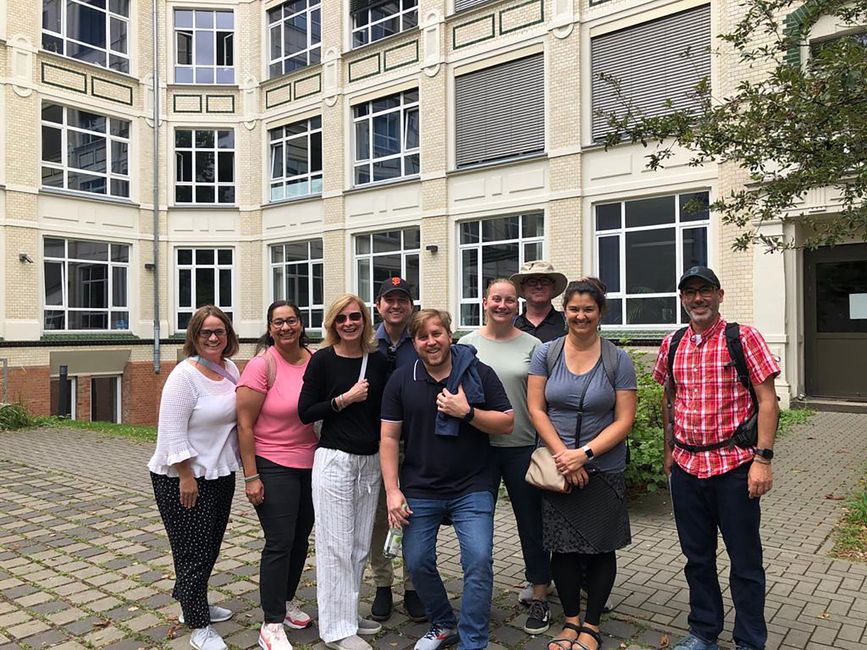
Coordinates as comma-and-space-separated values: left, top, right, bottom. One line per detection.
724, 322, 758, 411
667, 327, 689, 391
599, 338, 619, 389
545, 336, 566, 377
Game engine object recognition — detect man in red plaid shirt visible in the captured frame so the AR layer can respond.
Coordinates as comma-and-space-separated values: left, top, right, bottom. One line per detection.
652, 266, 780, 650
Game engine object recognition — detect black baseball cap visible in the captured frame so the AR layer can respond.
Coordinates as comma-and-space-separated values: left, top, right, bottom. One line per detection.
377, 276, 413, 299
678, 266, 721, 290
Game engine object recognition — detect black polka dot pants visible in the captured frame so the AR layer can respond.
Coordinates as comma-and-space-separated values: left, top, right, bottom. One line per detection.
151, 472, 235, 629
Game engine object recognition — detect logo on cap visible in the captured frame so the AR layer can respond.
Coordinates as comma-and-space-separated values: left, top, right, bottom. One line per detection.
391, 277, 401, 286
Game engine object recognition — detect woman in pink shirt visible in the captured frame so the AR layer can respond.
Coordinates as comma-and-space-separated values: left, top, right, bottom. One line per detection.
237, 301, 319, 650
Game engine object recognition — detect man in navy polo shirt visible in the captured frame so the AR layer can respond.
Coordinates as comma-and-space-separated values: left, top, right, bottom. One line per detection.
381, 309, 514, 650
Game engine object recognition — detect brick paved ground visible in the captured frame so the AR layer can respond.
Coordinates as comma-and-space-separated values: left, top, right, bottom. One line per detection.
0, 412, 865, 650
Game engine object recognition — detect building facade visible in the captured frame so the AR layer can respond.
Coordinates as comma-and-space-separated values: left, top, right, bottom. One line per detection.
0, 0, 863, 423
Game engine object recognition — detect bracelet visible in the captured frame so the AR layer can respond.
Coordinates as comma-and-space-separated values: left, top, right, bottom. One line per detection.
753, 456, 771, 465
331, 397, 340, 412
244, 474, 260, 483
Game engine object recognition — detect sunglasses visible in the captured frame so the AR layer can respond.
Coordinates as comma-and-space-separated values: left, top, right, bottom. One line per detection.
198, 328, 227, 339
335, 311, 363, 325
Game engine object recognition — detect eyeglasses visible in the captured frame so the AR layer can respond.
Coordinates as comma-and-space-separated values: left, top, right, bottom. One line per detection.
198, 328, 227, 339
523, 277, 553, 288
271, 317, 300, 328
682, 286, 717, 299
386, 346, 397, 375
335, 311, 363, 325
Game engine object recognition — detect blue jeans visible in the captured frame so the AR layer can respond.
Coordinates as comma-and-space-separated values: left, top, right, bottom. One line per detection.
403, 491, 494, 650
490, 445, 551, 586
670, 462, 766, 649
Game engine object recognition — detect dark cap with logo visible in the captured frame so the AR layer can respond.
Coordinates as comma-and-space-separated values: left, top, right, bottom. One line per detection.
678, 265, 721, 290
377, 276, 413, 299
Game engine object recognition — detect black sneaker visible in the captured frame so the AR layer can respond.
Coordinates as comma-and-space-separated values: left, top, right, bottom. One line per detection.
371, 586, 393, 621
523, 599, 550, 635
403, 589, 427, 623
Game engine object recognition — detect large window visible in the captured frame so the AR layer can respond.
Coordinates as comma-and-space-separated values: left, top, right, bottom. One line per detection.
590, 5, 710, 141
43, 237, 130, 331
174, 9, 234, 84
455, 54, 545, 168
268, 0, 321, 78
176, 248, 234, 330
42, 0, 130, 72
271, 240, 324, 330
41, 103, 130, 199
595, 191, 710, 327
351, 0, 418, 48
355, 228, 420, 314
458, 214, 544, 327
269, 118, 323, 201
175, 129, 235, 204
353, 89, 419, 186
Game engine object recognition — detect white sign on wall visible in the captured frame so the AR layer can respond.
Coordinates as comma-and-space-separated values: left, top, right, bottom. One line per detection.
850, 293, 867, 320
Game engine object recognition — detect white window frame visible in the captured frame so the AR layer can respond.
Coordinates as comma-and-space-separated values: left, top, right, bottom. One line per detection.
352, 89, 420, 186
353, 228, 421, 316
267, 0, 322, 78
41, 102, 131, 199
457, 213, 545, 328
174, 9, 235, 84
351, 0, 418, 48
268, 117, 323, 201
270, 239, 324, 331
174, 129, 236, 205
175, 247, 235, 330
594, 191, 711, 329
42, 0, 130, 72
43, 237, 131, 332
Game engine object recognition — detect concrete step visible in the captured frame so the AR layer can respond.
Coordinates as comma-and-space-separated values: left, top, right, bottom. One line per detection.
793, 397, 867, 413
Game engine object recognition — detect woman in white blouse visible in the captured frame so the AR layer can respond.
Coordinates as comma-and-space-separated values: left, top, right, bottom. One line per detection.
148, 305, 241, 650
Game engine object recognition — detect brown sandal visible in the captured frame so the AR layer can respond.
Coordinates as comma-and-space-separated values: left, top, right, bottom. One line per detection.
573, 626, 603, 650
548, 623, 583, 650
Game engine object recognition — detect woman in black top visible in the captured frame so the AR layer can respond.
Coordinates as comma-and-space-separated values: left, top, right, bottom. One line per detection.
298, 293, 387, 650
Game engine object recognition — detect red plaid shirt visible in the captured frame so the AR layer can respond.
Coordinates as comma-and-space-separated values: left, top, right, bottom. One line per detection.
652, 317, 780, 478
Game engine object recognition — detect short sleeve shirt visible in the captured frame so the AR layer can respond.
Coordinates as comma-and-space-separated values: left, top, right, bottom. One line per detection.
651, 318, 781, 478
528, 341, 637, 472
236, 347, 318, 469
514, 308, 566, 343
381, 359, 512, 499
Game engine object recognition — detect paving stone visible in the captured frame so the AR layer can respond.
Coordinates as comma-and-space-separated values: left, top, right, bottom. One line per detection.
20, 628, 68, 648
5, 620, 51, 640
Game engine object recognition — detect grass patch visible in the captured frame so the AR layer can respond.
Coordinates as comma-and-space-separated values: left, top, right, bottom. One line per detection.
832, 476, 867, 562
0, 403, 34, 430
778, 408, 814, 435
34, 415, 157, 442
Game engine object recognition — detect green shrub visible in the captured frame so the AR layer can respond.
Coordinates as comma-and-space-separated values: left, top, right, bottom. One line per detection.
625, 351, 667, 492
0, 403, 34, 430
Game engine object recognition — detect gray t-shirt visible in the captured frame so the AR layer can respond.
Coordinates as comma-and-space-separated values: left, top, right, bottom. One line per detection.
528, 340, 637, 472
459, 330, 541, 447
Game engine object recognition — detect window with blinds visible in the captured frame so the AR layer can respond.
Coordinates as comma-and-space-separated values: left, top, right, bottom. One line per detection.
455, 53, 545, 168
590, 5, 711, 141
454, 0, 492, 12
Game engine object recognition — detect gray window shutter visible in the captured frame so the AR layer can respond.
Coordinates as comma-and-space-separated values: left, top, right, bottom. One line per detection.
455, 53, 545, 167
591, 5, 711, 141
454, 0, 493, 11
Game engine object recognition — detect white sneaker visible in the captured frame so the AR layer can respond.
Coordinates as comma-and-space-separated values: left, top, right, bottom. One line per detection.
283, 600, 312, 629
324, 635, 372, 650
189, 626, 227, 650
356, 616, 382, 636
517, 582, 555, 605
259, 622, 293, 650
180, 605, 233, 625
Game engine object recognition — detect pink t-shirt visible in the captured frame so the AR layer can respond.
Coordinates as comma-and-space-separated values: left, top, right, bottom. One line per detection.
237, 347, 318, 469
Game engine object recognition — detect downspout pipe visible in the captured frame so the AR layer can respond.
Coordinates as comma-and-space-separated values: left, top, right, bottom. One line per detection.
152, 0, 161, 373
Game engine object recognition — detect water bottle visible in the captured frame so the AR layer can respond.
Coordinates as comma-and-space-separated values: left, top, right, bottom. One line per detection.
383, 526, 403, 559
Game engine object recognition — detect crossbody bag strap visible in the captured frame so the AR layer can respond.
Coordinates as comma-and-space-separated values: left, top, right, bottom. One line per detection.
574, 359, 602, 448
358, 351, 369, 381
191, 356, 237, 385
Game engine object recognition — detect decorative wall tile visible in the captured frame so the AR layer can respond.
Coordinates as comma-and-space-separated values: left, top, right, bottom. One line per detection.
294, 73, 322, 99
499, 0, 544, 34
453, 14, 496, 48
348, 53, 381, 82
265, 82, 291, 108
173, 94, 203, 113
41, 62, 87, 93
205, 95, 234, 113
384, 40, 419, 71
91, 76, 134, 105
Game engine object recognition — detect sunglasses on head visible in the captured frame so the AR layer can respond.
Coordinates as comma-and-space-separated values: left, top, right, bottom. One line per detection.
335, 311, 363, 324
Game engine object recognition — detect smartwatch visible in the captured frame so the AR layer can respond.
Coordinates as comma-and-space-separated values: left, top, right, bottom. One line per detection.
754, 448, 774, 461
463, 405, 475, 423
582, 444, 595, 460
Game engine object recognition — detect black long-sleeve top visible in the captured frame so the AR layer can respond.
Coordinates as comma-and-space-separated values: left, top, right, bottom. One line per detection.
298, 346, 388, 455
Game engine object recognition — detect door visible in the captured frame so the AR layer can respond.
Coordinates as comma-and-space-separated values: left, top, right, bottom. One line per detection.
91, 376, 121, 422
804, 243, 867, 400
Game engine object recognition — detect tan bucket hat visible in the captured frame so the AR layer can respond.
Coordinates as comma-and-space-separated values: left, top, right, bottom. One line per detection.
509, 260, 568, 297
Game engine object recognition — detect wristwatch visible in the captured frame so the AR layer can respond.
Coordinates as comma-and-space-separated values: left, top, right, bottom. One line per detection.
754, 448, 774, 461
582, 444, 595, 460
463, 405, 475, 423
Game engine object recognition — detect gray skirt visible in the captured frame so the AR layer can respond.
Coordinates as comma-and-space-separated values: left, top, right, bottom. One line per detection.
542, 469, 631, 554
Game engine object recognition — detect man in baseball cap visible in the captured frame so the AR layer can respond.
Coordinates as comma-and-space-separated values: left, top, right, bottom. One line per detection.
677, 265, 721, 291
510, 261, 569, 343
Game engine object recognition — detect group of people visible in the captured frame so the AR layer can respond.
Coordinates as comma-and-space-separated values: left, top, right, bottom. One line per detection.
147, 259, 780, 650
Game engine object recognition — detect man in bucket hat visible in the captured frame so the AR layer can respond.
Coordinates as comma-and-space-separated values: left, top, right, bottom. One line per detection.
510, 260, 569, 344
